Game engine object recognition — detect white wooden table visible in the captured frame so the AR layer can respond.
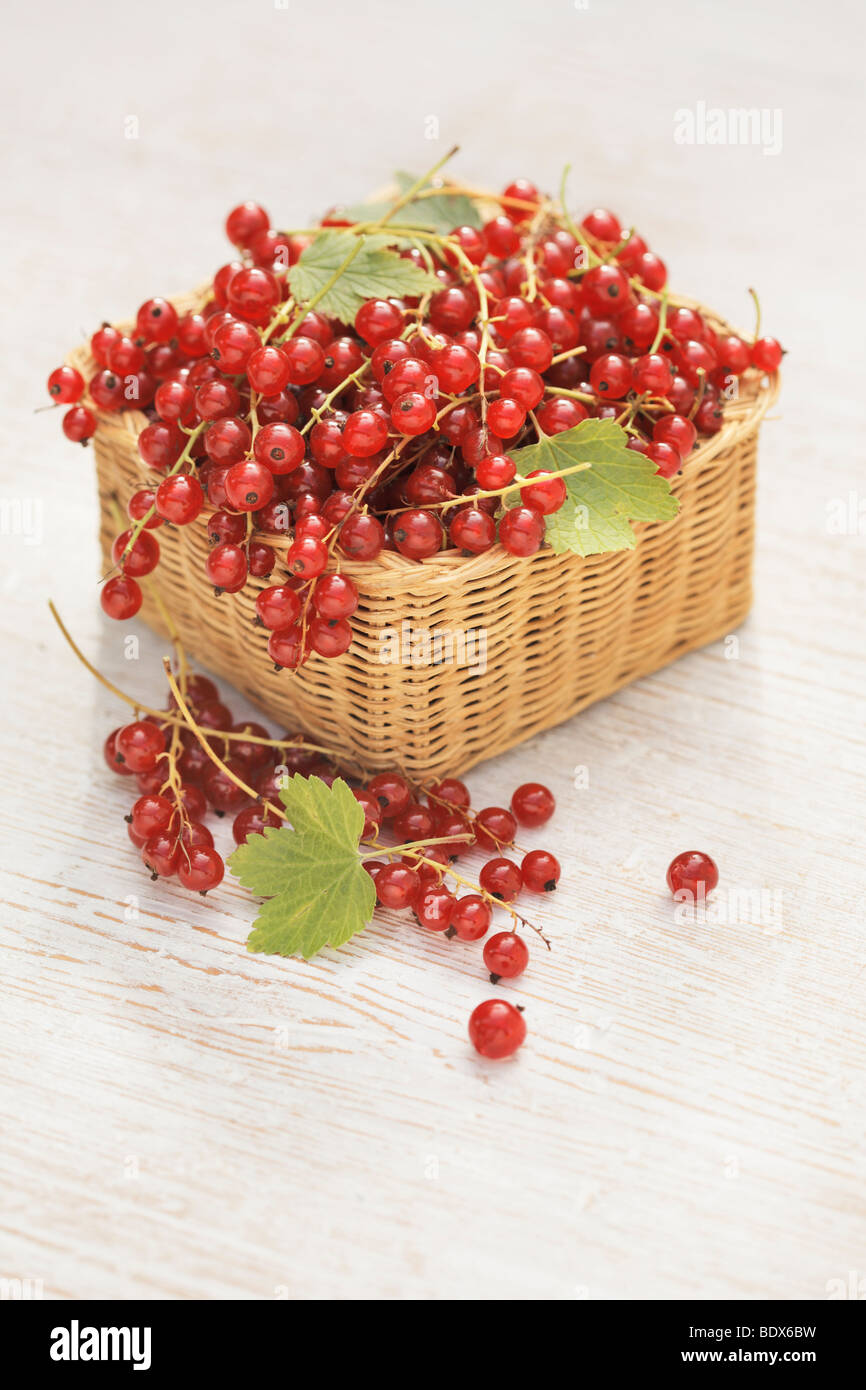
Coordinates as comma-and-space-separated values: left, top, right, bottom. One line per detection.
2, 0, 864, 1301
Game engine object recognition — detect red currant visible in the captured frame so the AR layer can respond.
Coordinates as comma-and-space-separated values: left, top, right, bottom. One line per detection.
521, 849, 561, 892
101, 575, 142, 620
511, 782, 555, 827
479, 857, 522, 902
468, 999, 526, 1059
498, 506, 545, 557
451, 896, 492, 941
666, 851, 719, 900
483, 931, 529, 980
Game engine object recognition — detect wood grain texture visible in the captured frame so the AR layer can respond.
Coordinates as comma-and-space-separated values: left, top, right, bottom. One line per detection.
1, 0, 864, 1301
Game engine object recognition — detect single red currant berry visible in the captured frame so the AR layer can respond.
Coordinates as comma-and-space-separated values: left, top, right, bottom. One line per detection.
107, 336, 146, 375
582, 263, 631, 315
433, 343, 480, 393
451, 896, 492, 941
751, 336, 783, 372
91, 323, 121, 366
339, 512, 385, 561
180, 845, 225, 894
225, 459, 274, 511
414, 885, 457, 932
62, 405, 97, 442
429, 285, 477, 333
635, 251, 667, 291
468, 998, 526, 1059
366, 772, 412, 819
202, 761, 250, 813
582, 208, 622, 241
207, 509, 246, 544
511, 782, 555, 827
267, 624, 308, 670
376, 864, 421, 910
426, 778, 470, 810
194, 378, 240, 421
255, 585, 302, 630
104, 727, 135, 775
535, 398, 587, 435
521, 849, 561, 892
116, 720, 166, 773
676, 338, 717, 386
475, 806, 517, 852
355, 298, 404, 346
483, 931, 529, 981
391, 391, 437, 436
47, 365, 85, 404
646, 440, 681, 479
632, 352, 674, 397
508, 326, 554, 372
142, 831, 180, 879
476, 454, 516, 489
89, 370, 126, 411
176, 312, 208, 356
449, 506, 496, 554
653, 413, 696, 456
313, 573, 359, 620
522, 470, 567, 515
155, 474, 204, 525
393, 803, 436, 842
483, 215, 521, 257
101, 574, 142, 620
280, 335, 324, 385
287, 535, 328, 579
393, 508, 444, 560
499, 367, 544, 411
343, 409, 389, 458
205, 417, 252, 466
590, 352, 632, 399
232, 804, 282, 844
351, 789, 382, 840
226, 266, 281, 324
502, 177, 540, 217
135, 297, 178, 344
111, 528, 160, 578
205, 542, 248, 593
154, 379, 194, 424
308, 616, 353, 658
225, 201, 270, 247
666, 851, 719, 900
479, 857, 522, 902
498, 506, 545, 557
487, 396, 526, 439
253, 422, 305, 474
246, 345, 291, 396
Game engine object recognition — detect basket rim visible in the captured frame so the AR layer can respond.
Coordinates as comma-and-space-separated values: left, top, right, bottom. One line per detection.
71, 285, 779, 584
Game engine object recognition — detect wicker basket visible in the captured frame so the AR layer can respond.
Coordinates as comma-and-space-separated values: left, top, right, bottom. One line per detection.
71, 295, 777, 781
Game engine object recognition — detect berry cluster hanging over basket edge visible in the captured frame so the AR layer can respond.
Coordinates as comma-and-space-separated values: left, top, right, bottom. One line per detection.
46, 155, 783, 673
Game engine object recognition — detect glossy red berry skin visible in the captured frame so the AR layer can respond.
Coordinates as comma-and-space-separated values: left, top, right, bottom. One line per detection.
225, 201, 270, 247
135, 297, 178, 344
376, 864, 421, 910
287, 535, 328, 579
267, 625, 308, 670
498, 506, 545, 557
226, 266, 280, 325
355, 298, 404, 346
62, 406, 97, 442
511, 782, 555, 827
676, 338, 717, 387
352, 789, 383, 839
393, 509, 444, 561
414, 885, 456, 932
590, 352, 632, 399
483, 931, 529, 980
225, 459, 274, 511
476, 454, 516, 489
343, 409, 389, 458
751, 336, 783, 372
339, 513, 384, 561
47, 365, 85, 404
253, 422, 305, 474
487, 396, 526, 439
483, 215, 521, 257
521, 849, 561, 892
582, 263, 631, 316
391, 391, 437, 436
535, 398, 587, 435
101, 575, 142, 620
522, 470, 567, 515
155, 474, 204, 525
205, 542, 248, 593
468, 999, 526, 1059
433, 343, 480, 393
246, 345, 291, 396
255, 585, 302, 630
647, 441, 681, 478
449, 506, 496, 554
232, 804, 282, 844
283, 336, 326, 385
479, 857, 522, 902
89, 370, 126, 411
508, 326, 554, 372
367, 772, 411, 819
451, 896, 492, 941
499, 367, 544, 411
177, 846, 225, 894
653, 414, 696, 456
142, 831, 180, 878
633, 352, 674, 396
475, 807, 517, 852
313, 573, 359, 620
116, 720, 166, 773
111, 528, 160, 578
666, 851, 719, 899
308, 616, 353, 658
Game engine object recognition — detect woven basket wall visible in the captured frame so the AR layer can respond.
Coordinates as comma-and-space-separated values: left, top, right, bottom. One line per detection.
71, 296, 777, 781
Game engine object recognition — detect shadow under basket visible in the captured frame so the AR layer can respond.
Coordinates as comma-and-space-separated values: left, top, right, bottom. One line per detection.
79, 306, 778, 782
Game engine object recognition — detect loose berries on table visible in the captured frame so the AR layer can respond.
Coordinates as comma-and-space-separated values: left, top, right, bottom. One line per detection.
483, 931, 530, 981
511, 782, 555, 827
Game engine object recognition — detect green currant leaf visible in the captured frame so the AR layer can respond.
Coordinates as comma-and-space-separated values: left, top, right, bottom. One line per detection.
344, 172, 483, 236
228, 775, 377, 959
287, 230, 439, 323
509, 417, 680, 556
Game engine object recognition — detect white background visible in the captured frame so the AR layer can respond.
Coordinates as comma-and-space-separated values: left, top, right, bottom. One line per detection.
1, 0, 864, 1300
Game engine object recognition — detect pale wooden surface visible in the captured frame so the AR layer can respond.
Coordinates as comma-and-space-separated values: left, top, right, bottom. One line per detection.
1, 0, 864, 1301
